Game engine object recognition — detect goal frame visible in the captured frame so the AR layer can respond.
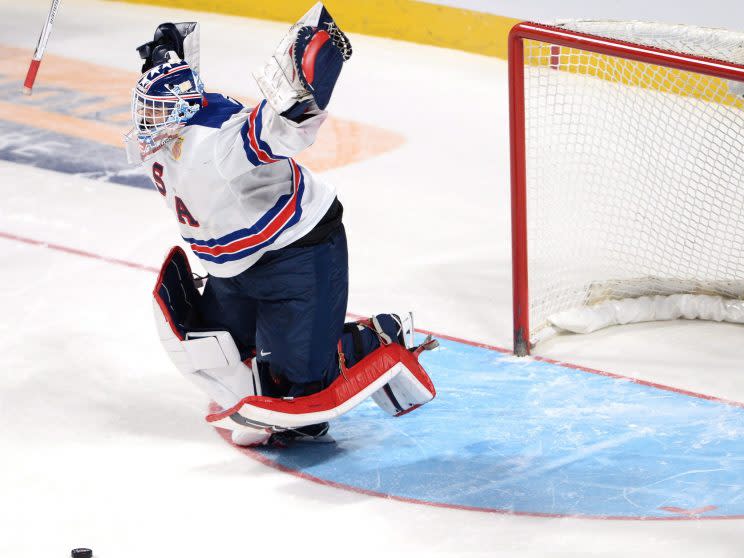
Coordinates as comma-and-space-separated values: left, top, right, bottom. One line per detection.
509, 21, 744, 356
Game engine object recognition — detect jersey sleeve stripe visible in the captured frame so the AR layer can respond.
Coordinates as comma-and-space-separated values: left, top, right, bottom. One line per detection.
239, 100, 287, 166
240, 120, 263, 167
184, 160, 305, 262
254, 100, 287, 161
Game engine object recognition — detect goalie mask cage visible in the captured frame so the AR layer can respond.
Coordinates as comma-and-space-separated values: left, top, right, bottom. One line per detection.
509, 21, 744, 356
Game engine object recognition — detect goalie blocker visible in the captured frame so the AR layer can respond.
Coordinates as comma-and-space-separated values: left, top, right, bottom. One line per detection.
152, 247, 436, 446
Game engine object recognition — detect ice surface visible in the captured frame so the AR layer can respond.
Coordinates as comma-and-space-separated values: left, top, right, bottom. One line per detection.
0, 0, 743, 556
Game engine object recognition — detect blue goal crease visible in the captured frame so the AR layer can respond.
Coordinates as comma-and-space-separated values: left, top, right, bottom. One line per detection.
256, 334, 744, 519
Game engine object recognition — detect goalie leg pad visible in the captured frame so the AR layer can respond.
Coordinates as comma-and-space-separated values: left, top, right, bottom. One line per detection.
339, 314, 435, 416
206, 342, 435, 431
153, 247, 262, 410
370, 363, 435, 417
207, 317, 434, 430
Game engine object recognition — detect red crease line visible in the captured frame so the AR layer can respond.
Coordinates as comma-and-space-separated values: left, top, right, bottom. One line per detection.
4, 229, 744, 412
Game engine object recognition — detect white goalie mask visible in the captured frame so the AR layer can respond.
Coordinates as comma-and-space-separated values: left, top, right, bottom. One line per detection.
125, 54, 205, 163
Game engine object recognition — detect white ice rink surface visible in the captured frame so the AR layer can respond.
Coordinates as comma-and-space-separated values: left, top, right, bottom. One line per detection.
1, 1, 743, 556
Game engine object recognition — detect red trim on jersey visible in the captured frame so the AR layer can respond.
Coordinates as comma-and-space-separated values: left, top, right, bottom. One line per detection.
189, 159, 302, 257
247, 103, 280, 164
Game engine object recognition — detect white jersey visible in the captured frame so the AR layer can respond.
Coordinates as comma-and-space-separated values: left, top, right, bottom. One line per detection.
144, 93, 336, 278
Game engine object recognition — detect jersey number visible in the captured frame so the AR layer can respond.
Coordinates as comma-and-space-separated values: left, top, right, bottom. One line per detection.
152, 163, 199, 227
152, 163, 166, 196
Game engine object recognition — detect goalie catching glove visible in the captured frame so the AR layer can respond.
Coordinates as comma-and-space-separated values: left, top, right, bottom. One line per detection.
254, 2, 352, 118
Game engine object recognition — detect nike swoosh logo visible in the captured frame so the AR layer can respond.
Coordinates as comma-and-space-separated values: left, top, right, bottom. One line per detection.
260, 350, 271, 357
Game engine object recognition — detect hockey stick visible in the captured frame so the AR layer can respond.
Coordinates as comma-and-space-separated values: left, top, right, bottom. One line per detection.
23, 0, 62, 95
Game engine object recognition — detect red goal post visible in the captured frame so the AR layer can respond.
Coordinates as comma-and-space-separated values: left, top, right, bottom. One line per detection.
509, 21, 744, 356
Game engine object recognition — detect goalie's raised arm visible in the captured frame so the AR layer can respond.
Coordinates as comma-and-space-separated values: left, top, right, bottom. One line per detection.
215, 3, 351, 177
213, 97, 327, 180
253, 2, 352, 119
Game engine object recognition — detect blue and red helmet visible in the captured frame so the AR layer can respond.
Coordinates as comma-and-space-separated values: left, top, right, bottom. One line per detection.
130, 54, 205, 157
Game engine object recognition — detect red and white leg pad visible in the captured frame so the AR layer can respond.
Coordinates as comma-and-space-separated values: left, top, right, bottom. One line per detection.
206, 343, 436, 432
152, 247, 262, 412
153, 299, 272, 447
153, 301, 262, 409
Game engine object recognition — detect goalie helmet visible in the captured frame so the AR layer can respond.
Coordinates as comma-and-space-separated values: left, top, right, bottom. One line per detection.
128, 53, 205, 161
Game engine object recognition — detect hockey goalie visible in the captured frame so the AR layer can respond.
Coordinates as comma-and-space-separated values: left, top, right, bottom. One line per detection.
125, 4, 437, 446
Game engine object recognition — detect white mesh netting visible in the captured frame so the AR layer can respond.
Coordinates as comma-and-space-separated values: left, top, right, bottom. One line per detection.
521, 20, 744, 343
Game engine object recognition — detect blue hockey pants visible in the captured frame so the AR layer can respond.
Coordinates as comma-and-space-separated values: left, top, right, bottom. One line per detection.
198, 226, 349, 396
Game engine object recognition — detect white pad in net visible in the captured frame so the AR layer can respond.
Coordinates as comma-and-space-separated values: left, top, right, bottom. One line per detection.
550, 293, 744, 334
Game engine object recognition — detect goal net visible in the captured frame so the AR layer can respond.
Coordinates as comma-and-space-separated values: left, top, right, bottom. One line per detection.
509, 20, 744, 355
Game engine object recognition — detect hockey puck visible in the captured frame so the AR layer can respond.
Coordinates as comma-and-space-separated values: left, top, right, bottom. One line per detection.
71, 549, 92, 558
